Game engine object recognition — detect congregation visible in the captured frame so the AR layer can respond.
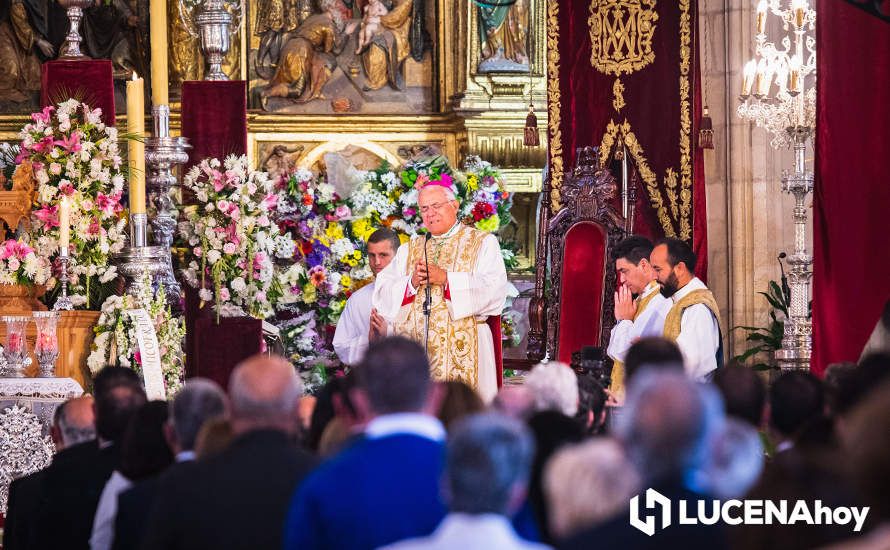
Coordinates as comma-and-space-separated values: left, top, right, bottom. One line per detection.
2, 330, 888, 549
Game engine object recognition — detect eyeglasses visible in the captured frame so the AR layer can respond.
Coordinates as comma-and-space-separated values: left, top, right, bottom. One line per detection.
419, 201, 450, 214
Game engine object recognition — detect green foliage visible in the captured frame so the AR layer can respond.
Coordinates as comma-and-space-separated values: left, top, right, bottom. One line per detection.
732, 280, 788, 371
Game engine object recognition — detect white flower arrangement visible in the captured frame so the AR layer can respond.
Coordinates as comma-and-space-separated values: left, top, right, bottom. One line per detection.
87, 282, 186, 398
179, 155, 294, 319
18, 101, 127, 309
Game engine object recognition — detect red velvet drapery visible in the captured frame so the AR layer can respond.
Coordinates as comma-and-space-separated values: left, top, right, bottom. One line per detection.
546, 0, 708, 277
812, 1, 890, 374
180, 80, 248, 169
41, 60, 116, 126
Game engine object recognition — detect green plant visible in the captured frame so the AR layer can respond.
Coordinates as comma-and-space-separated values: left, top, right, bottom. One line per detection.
733, 280, 789, 370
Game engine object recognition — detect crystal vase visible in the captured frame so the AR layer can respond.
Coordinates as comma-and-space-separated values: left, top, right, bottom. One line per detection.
2, 315, 30, 377
33, 311, 60, 378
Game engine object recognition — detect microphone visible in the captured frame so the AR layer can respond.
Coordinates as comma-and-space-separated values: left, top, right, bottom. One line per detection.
777, 252, 791, 304
423, 233, 432, 354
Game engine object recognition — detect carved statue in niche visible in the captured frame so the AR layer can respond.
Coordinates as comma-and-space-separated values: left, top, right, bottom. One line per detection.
476, 0, 529, 72
252, 0, 432, 114
0, 0, 54, 106
82, 0, 147, 78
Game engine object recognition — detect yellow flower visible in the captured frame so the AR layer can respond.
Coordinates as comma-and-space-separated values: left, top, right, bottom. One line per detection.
474, 214, 500, 233
398, 233, 409, 244
352, 250, 361, 259
302, 283, 317, 304
326, 223, 344, 241
340, 275, 352, 289
467, 174, 479, 191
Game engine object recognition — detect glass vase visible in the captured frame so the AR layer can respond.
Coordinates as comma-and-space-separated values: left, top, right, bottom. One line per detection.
2, 315, 30, 378
33, 311, 60, 378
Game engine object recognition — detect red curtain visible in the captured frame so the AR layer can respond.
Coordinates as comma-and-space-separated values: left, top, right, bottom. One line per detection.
41, 60, 116, 126
180, 81, 248, 168
812, 1, 890, 374
546, 0, 708, 277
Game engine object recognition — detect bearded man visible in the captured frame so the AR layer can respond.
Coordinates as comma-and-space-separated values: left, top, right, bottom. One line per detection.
650, 237, 723, 382
372, 176, 508, 402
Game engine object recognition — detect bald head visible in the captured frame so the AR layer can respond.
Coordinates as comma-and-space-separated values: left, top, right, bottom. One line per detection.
228, 355, 302, 433
54, 396, 96, 448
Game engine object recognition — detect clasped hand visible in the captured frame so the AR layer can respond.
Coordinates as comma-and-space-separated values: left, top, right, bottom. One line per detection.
613, 284, 637, 321
411, 259, 447, 288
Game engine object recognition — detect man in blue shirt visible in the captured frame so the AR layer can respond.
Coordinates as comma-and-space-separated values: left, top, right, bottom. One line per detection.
283, 336, 447, 550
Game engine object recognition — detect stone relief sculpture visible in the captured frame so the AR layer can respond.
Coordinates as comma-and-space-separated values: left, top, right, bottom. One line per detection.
252, 0, 432, 114
476, 0, 529, 72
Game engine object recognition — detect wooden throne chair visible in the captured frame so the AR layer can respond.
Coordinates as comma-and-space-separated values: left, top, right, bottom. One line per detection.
527, 146, 628, 367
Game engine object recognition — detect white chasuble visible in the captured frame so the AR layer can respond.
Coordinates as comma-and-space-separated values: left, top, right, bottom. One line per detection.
372, 224, 508, 402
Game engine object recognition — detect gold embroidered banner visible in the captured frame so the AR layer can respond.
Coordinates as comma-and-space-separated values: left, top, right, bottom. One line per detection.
547, 0, 708, 273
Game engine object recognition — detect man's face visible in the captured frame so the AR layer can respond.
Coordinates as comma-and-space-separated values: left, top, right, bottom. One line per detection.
418, 186, 459, 236
615, 257, 652, 295
650, 244, 681, 298
367, 240, 396, 276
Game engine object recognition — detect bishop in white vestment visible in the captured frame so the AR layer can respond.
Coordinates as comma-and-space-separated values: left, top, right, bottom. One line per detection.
372, 182, 508, 402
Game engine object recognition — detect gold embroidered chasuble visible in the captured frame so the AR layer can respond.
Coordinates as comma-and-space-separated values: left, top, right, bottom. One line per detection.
394, 224, 489, 387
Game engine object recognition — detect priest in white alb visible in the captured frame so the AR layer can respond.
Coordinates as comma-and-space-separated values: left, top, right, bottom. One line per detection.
372, 174, 508, 402
332, 228, 401, 365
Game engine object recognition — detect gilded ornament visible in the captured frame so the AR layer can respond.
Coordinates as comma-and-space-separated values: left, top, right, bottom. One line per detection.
612, 77, 626, 112
587, 0, 658, 77
546, 0, 563, 211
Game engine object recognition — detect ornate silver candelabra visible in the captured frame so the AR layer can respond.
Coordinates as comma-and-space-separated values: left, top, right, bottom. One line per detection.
57, 0, 93, 59
52, 255, 73, 311
737, 0, 816, 370
116, 213, 167, 298
195, 0, 233, 81
145, 106, 190, 307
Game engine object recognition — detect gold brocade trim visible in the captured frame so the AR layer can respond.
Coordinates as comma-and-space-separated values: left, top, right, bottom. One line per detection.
663, 288, 722, 342
395, 225, 489, 388
677, 0, 693, 241
612, 78, 626, 112
588, 0, 658, 76
599, 120, 675, 237
547, 0, 563, 212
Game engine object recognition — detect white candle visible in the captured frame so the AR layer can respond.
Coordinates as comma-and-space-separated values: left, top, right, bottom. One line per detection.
789, 55, 802, 93
742, 60, 758, 96
756, 0, 767, 33
791, 0, 807, 28
58, 197, 70, 258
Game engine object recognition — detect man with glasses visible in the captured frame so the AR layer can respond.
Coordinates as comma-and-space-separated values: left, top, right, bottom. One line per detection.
373, 175, 508, 402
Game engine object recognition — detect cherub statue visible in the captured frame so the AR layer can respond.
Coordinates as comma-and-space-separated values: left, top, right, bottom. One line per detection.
355, 0, 388, 55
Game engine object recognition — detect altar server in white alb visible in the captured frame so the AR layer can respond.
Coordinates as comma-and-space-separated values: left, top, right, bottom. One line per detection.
373, 175, 508, 402
332, 228, 401, 365
650, 237, 724, 381
606, 235, 671, 397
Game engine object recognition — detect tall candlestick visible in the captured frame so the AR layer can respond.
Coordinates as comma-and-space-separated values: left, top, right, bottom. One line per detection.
791, 0, 807, 28
742, 60, 757, 96
58, 197, 70, 257
150, 0, 169, 105
126, 75, 146, 215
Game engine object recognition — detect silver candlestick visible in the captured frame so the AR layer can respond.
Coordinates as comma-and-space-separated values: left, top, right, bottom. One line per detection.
57, 0, 93, 59
53, 255, 74, 311
116, 213, 166, 298
195, 0, 233, 81
145, 105, 190, 308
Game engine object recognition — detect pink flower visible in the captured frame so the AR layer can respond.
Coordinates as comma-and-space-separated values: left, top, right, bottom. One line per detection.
261, 193, 278, 211
96, 191, 122, 215
413, 173, 430, 189
54, 132, 82, 154
335, 205, 351, 219
33, 205, 59, 228
88, 218, 101, 235
31, 136, 56, 154
134, 350, 142, 366
58, 181, 75, 196
403, 207, 417, 217
211, 170, 225, 192
31, 105, 54, 124
255, 291, 267, 302
194, 246, 202, 258
218, 287, 231, 301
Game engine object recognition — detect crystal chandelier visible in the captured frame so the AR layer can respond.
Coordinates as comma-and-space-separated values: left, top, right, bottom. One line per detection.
737, 0, 816, 371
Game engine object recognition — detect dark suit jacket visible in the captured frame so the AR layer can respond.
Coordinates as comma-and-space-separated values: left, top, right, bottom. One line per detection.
112, 460, 193, 550
33, 439, 120, 550
558, 483, 728, 550
140, 430, 315, 550
3, 468, 48, 550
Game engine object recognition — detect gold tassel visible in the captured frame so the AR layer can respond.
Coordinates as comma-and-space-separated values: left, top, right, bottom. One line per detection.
524, 104, 539, 147
698, 105, 714, 150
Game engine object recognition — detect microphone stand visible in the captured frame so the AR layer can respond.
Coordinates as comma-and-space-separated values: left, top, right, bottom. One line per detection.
423, 233, 432, 355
